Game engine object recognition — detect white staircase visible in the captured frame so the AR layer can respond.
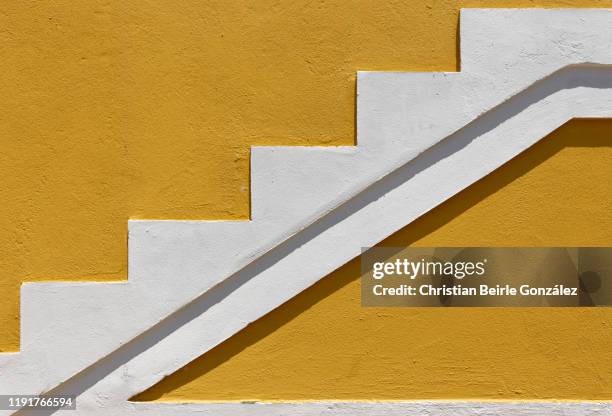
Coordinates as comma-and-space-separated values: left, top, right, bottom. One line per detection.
1, 8, 612, 415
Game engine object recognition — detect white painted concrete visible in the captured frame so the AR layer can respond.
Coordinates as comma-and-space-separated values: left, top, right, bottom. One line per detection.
2, 8, 612, 415
117, 400, 612, 416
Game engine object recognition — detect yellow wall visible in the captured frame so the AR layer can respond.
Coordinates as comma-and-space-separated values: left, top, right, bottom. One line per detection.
136, 119, 612, 401
1, 0, 611, 398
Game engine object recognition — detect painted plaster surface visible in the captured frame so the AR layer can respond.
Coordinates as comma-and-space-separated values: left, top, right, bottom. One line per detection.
1, 0, 611, 353
137, 119, 612, 401
115, 401, 612, 416
1, 1, 612, 412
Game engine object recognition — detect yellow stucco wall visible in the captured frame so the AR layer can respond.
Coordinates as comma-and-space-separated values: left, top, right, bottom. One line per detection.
2, 0, 612, 399
136, 119, 612, 401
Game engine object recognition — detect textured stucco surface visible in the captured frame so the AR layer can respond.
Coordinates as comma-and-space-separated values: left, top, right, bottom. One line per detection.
1, 0, 461, 352
0, 0, 446, 351
2, 0, 612, 402
136, 119, 612, 400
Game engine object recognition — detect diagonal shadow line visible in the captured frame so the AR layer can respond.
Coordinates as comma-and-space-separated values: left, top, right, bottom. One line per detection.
14, 63, 612, 416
